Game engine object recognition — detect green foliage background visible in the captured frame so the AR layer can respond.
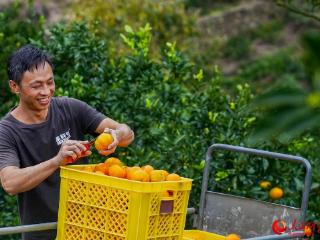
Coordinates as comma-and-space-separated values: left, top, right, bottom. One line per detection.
0, 1, 320, 240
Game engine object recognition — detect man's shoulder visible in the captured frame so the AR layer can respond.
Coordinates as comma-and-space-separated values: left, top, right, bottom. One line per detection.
52, 96, 83, 106
0, 112, 15, 126
52, 97, 90, 117
0, 113, 16, 135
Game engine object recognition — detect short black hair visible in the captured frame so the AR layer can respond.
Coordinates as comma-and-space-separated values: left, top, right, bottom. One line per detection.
7, 45, 53, 85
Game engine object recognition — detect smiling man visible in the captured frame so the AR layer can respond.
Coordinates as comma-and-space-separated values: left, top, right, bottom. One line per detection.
0, 45, 134, 240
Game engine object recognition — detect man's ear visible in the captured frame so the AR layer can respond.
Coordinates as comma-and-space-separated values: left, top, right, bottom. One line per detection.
8, 80, 20, 95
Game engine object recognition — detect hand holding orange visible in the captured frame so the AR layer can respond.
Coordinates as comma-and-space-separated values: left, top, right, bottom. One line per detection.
94, 133, 114, 151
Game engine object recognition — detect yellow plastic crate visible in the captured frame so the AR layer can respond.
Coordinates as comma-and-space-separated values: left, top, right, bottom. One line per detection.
183, 230, 226, 240
57, 165, 192, 240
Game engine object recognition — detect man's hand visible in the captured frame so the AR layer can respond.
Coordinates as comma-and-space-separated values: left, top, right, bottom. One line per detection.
55, 140, 92, 165
98, 125, 134, 156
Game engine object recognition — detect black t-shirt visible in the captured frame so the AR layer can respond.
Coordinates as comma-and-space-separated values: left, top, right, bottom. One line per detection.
0, 97, 106, 240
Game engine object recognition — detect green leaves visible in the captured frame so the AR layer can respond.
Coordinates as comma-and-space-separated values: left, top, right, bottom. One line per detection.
247, 31, 320, 144
120, 23, 152, 57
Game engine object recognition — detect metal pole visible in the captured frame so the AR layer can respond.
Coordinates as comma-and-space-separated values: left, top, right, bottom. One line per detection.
0, 222, 57, 236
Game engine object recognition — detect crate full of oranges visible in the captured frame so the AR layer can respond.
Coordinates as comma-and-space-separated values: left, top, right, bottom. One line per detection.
56, 137, 193, 240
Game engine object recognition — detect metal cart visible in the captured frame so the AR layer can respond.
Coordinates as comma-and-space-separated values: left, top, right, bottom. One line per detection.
190, 143, 312, 239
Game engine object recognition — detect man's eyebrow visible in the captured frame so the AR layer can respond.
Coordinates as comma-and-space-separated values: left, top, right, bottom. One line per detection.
30, 76, 54, 84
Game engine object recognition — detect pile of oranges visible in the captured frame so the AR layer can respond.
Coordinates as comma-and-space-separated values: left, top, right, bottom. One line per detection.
81, 157, 181, 182
79, 132, 182, 182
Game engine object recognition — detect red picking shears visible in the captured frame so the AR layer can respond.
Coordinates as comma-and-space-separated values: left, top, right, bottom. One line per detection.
64, 138, 95, 164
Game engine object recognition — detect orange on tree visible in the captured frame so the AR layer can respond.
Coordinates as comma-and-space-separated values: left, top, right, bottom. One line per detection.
166, 173, 181, 181
109, 164, 126, 178
269, 187, 284, 200
259, 180, 271, 190
226, 233, 241, 240
94, 133, 113, 151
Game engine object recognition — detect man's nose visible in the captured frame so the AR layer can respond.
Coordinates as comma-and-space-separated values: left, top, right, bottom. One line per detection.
40, 84, 51, 95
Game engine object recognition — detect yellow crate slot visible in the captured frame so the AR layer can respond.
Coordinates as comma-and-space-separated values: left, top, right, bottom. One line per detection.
57, 165, 192, 240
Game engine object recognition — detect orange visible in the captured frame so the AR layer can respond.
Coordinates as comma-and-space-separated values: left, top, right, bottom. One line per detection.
141, 165, 154, 175
94, 133, 113, 151
304, 226, 312, 237
126, 166, 141, 180
104, 157, 122, 167
108, 164, 126, 178
166, 173, 181, 181
226, 233, 241, 240
150, 170, 166, 182
131, 169, 150, 182
94, 163, 108, 174
161, 191, 170, 197
162, 170, 169, 178
269, 187, 284, 200
82, 165, 95, 172
259, 180, 271, 189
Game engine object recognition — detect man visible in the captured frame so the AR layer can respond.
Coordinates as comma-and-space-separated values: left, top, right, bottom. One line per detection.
0, 45, 134, 240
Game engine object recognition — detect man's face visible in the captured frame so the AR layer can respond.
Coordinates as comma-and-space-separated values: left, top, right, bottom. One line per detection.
15, 62, 55, 111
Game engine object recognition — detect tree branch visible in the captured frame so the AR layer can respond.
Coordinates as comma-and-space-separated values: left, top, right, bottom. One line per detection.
276, 1, 320, 22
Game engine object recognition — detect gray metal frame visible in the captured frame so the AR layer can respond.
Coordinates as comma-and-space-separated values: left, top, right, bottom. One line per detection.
198, 143, 312, 240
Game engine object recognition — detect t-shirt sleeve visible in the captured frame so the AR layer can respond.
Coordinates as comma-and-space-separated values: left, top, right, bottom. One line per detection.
65, 97, 106, 135
0, 127, 20, 170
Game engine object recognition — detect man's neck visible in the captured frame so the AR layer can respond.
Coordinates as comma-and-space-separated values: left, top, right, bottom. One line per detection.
11, 104, 49, 125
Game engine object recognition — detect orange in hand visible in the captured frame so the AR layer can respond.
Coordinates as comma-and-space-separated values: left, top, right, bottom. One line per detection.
94, 133, 113, 151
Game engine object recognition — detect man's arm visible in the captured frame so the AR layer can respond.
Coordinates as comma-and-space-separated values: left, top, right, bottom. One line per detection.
95, 117, 134, 148
0, 158, 60, 196
0, 140, 90, 195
